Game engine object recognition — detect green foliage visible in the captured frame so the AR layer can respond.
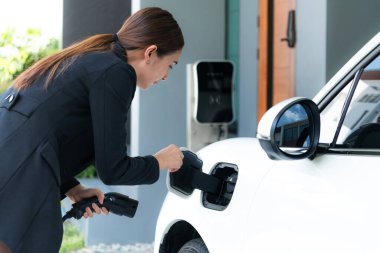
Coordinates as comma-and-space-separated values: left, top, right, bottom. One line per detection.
59, 223, 85, 253
0, 28, 59, 92
0, 81, 9, 94
76, 165, 98, 179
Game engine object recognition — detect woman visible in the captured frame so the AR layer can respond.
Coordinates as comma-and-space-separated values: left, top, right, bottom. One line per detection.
0, 7, 184, 253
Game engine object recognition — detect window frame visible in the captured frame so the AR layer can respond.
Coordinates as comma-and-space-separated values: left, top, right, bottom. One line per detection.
316, 46, 380, 156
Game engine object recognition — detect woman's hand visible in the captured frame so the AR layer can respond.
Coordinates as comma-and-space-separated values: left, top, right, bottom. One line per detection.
66, 184, 109, 218
154, 144, 184, 173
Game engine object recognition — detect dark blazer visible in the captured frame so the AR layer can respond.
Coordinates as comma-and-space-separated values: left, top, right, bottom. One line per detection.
0, 45, 159, 252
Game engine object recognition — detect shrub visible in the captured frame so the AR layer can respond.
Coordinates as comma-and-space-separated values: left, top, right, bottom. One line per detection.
77, 165, 98, 179
0, 28, 59, 93
59, 223, 85, 253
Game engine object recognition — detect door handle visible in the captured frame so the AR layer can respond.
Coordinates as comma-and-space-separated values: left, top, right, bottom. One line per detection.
281, 10, 296, 48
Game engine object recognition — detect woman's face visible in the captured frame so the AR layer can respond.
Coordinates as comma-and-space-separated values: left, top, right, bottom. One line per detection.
136, 47, 182, 89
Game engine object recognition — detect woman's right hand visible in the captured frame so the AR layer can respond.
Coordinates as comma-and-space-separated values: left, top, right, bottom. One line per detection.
66, 184, 109, 218
154, 144, 184, 173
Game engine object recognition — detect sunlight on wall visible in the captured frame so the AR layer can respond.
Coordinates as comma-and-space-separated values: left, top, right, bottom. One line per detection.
0, 0, 63, 40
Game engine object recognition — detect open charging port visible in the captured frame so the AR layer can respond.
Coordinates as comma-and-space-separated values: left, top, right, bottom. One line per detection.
202, 163, 238, 211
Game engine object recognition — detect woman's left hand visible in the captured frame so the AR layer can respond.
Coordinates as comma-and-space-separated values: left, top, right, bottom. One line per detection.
66, 184, 109, 218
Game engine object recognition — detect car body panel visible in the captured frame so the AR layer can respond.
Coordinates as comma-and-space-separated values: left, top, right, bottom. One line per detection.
155, 138, 276, 252
156, 140, 380, 252
244, 154, 380, 252
155, 32, 380, 253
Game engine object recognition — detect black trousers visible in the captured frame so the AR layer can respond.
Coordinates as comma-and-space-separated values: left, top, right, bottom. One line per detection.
0, 153, 63, 253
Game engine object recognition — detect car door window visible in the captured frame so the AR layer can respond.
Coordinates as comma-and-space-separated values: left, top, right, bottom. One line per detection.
320, 54, 380, 149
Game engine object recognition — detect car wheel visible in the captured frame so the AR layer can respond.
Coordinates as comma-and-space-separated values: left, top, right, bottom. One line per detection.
178, 238, 209, 253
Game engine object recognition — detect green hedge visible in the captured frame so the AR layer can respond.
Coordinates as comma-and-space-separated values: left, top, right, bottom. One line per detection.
0, 28, 59, 90
77, 165, 97, 179
59, 223, 85, 253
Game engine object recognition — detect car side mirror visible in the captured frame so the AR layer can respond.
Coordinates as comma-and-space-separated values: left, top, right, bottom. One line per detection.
257, 97, 320, 160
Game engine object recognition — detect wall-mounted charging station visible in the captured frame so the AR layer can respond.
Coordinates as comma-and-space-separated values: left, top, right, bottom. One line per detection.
186, 60, 235, 151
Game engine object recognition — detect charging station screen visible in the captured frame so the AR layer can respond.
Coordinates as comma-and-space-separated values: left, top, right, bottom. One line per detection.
196, 61, 234, 123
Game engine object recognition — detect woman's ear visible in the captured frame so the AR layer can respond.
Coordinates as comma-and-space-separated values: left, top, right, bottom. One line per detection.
144, 45, 158, 63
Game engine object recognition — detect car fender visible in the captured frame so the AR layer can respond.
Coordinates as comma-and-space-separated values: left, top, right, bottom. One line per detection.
155, 137, 277, 253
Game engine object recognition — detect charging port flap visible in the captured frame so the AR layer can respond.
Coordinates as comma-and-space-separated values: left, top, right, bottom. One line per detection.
202, 163, 238, 211
168, 150, 238, 211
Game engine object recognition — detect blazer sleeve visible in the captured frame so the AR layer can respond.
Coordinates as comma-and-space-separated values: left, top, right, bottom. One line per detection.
60, 177, 80, 200
89, 64, 159, 185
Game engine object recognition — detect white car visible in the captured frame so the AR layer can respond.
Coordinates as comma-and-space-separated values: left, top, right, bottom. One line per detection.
154, 32, 380, 253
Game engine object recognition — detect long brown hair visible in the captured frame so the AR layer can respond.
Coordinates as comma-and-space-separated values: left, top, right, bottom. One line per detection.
13, 7, 184, 90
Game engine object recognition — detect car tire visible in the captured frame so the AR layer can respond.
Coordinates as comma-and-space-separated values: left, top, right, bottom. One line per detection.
178, 238, 209, 253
